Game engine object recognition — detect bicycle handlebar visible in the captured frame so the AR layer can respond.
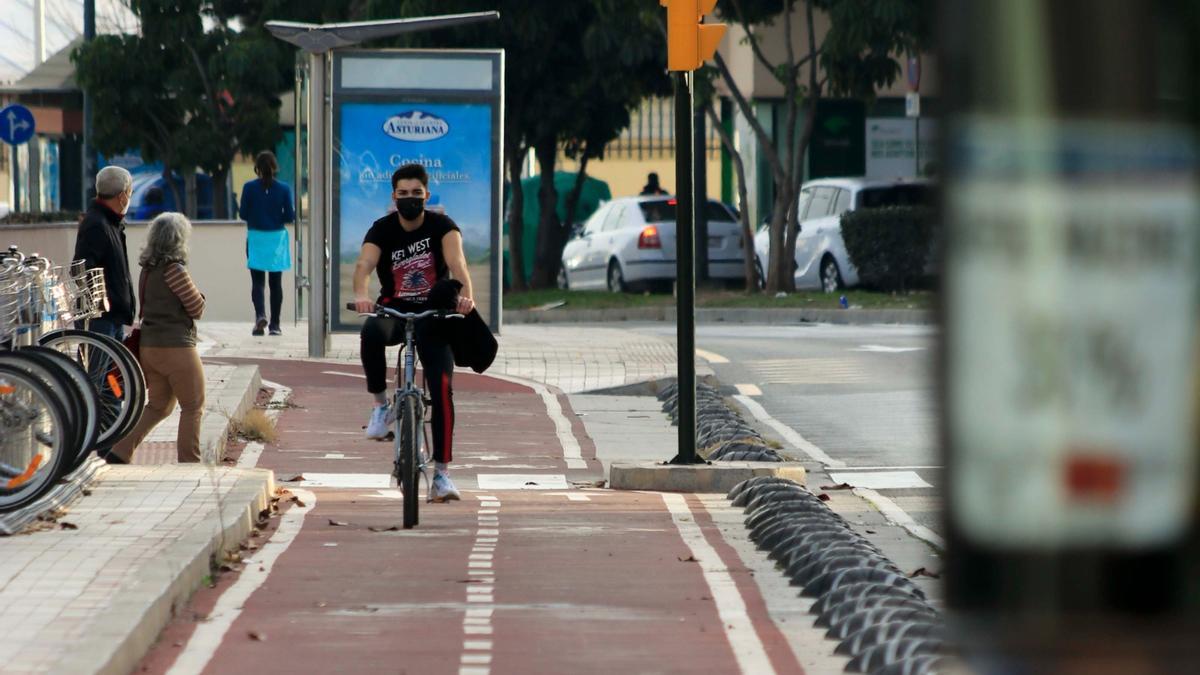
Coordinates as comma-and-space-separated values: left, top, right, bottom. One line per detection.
345, 303, 464, 321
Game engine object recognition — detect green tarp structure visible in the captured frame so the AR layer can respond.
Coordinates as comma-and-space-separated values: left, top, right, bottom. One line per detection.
504, 171, 612, 287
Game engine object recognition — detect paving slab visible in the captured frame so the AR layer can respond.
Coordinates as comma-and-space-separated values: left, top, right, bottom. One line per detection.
0, 465, 274, 675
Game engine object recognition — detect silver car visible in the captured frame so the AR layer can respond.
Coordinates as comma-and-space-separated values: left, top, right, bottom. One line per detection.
754, 177, 933, 292
560, 196, 746, 292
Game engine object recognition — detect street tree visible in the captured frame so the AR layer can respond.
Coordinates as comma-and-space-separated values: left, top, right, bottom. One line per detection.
383, 0, 668, 290
713, 0, 931, 292
75, 0, 294, 218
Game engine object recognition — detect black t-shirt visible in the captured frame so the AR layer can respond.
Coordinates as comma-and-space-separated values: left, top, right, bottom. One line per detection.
363, 211, 461, 311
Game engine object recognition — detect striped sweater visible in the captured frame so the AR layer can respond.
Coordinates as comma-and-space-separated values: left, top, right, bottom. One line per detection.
163, 263, 205, 319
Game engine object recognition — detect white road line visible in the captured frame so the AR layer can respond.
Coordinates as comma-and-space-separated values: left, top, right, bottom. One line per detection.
734, 383, 762, 396
851, 345, 925, 353
321, 367, 367, 379
261, 379, 292, 423
695, 348, 730, 364
464, 641, 493, 650
483, 373, 587, 469
661, 494, 775, 675
854, 487, 945, 550
167, 489, 316, 675
235, 441, 264, 469
733, 395, 845, 468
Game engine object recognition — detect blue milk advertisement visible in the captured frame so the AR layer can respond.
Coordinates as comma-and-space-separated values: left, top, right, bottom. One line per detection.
334, 102, 493, 328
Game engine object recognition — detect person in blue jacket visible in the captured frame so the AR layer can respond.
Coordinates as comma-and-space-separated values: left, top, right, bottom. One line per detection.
239, 151, 295, 336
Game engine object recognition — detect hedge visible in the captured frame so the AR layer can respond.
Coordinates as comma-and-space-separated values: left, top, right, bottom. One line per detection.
0, 211, 83, 226
840, 205, 936, 292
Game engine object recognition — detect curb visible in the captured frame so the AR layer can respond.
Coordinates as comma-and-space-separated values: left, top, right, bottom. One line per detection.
505, 307, 933, 325
201, 364, 263, 464
58, 467, 276, 675
609, 460, 807, 493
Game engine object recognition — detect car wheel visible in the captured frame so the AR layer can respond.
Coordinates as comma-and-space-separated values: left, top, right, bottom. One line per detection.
556, 264, 570, 290
754, 257, 766, 291
607, 259, 627, 293
819, 255, 843, 293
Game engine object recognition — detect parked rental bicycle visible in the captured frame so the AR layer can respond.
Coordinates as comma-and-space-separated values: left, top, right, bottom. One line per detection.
349, 302, 462, 529
1, 245, 145, 512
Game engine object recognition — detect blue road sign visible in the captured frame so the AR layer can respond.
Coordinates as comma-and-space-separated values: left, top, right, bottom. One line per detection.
0, 104, 36, 146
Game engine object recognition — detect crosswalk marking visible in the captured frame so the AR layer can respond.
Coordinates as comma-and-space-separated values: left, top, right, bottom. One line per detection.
746, 358, 869, 384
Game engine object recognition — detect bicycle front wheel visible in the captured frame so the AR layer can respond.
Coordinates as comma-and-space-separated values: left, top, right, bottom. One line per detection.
0, 363, 71, 511
397, 396, 421, 529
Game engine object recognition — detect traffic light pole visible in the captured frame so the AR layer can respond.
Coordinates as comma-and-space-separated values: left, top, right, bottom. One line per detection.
671, 70, 701, 465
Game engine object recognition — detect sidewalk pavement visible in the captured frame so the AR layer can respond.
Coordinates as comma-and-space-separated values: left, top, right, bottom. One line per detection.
506, 306, 933, 326
0, 465, 273, 675
197, 320, 705, 394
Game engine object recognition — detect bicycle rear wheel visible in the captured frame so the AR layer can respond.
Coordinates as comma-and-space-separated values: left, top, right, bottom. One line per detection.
397, 396, 421, 529
0, 363, 71, 511
37, 329, 144, 450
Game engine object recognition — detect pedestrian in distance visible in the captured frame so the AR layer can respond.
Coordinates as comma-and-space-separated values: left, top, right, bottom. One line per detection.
75, 165, 136, 340
240, 151, 295, 336
106, 213, 207, 464
640, 172, 668, 196
351, 163, 476, 502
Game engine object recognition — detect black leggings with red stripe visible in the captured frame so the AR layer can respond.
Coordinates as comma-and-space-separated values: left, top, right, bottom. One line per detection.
361, 316, 455, 463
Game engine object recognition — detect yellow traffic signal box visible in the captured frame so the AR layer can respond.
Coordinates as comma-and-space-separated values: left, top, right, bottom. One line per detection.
660, 0, 727, 71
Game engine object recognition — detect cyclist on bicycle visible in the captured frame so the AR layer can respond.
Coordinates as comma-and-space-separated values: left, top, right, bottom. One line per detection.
351, 163, 475, 503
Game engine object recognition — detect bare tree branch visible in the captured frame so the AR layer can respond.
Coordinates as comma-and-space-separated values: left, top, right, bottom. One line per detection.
730, 0, 783, 86
712, 50, 786, 184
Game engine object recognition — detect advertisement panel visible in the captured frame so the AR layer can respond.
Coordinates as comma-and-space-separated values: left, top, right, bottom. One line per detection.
331, 51, 502, 332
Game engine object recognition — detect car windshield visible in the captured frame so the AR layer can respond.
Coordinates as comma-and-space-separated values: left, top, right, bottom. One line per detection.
639, 200, 734, 223
856, 185, 932, 208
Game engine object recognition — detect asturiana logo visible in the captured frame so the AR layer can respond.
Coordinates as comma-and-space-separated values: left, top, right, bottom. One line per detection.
382, 111, 450, 142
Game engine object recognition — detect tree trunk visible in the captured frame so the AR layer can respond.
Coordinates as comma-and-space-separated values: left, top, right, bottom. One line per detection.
162, 165, 184, 220
562, 153, 590, 237
784, 97, 819, 292
184, 170, 198, 220
529, 138, 561, 289
705, 104, 758, 292
212, 167, 230, 219
506, 144, 528, 293
766, 194, 790, 293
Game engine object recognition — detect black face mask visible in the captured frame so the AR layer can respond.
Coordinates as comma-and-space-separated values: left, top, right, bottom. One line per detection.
395, 197, 425, 221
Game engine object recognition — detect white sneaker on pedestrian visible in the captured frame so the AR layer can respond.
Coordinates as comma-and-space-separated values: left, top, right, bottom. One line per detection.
365, 405, 390, 440
431, 472, 461, 502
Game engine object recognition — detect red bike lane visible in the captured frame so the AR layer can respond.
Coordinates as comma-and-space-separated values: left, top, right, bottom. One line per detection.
137, 358, 805, 674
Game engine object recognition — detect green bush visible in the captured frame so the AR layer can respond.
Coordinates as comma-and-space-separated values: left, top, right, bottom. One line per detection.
840, 206, 936, 292
0, 211, 83, 225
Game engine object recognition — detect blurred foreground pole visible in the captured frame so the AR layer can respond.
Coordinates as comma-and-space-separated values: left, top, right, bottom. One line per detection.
673, 70, 698, 464
81, 0, 95, 206
941, 0, 1200, 672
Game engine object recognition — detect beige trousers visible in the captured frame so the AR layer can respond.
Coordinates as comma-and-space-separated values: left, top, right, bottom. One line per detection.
112, 345, 206, 462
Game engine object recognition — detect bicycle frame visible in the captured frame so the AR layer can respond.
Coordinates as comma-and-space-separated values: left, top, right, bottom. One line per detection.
393, 316, 431, 497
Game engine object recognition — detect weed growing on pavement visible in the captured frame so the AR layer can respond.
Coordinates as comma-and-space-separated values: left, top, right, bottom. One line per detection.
234, 409, 279, 444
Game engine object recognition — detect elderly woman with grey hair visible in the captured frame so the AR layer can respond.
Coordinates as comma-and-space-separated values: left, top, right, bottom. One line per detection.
107, 212, 207, 463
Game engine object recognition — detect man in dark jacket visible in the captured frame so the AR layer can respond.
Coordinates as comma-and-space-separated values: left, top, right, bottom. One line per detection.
75, 166, 136, 339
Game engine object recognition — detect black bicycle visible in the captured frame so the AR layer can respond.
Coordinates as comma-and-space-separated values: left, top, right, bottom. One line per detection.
350, 303, 462, 528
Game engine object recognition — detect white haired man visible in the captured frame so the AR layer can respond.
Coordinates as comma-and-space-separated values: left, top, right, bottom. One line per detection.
75, 166, 137, 339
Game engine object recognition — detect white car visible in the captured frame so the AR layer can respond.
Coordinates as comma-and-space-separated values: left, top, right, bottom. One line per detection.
754, 177, 933, 292
560, 196, 746, 292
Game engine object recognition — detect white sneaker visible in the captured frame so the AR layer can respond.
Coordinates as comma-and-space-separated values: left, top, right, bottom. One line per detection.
431, 472, 461, 502
365, 405, 390, 439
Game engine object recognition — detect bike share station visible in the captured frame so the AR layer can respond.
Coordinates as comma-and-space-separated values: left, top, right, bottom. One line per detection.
267, 14, 504, 359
